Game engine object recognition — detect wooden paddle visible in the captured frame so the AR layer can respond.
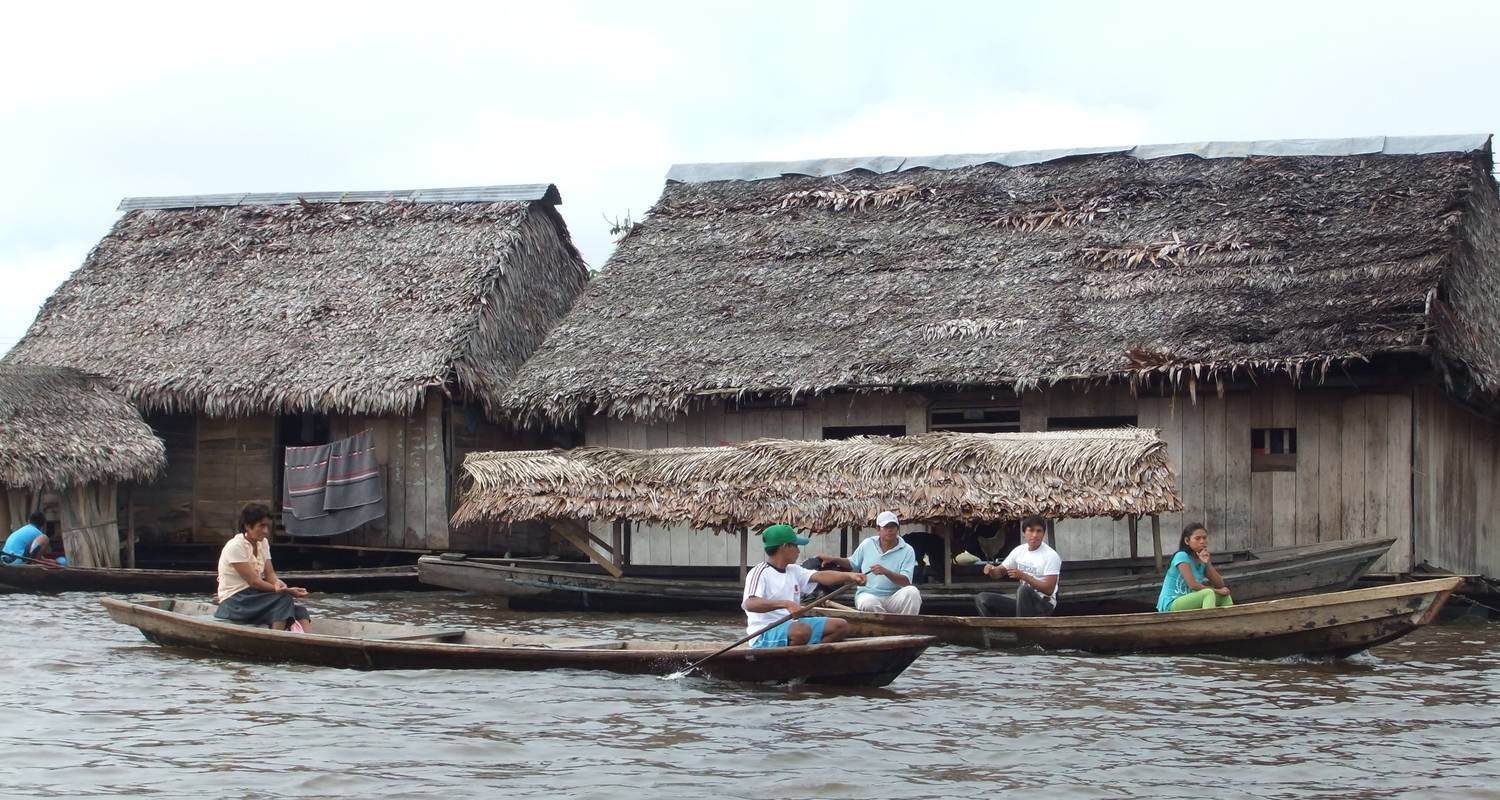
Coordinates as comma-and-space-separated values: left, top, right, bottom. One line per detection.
2, 551, 61, 568
673, 581, 857, 678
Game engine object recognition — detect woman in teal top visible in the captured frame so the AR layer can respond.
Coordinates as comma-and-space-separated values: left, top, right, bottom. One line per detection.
1156, 522, 1233, 612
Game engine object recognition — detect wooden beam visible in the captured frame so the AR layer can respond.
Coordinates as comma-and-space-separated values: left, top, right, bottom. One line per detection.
1045, 518, 1056, 549
126, 487, 136, 569
839, 525, 849, 558
739, 526, 749, 582
1128, 513, 1139, 561
553, 519, 622, 577
1150, 513, 1164, 572
611, 519, 623, 570
939, 522, 953, 585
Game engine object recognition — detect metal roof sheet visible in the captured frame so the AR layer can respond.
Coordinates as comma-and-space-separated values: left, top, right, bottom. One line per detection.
118, 183, 561, 211
665, 134, 1493, 184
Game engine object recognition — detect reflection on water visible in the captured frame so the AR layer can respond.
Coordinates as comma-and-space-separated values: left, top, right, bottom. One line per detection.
1, 591, 1497, 799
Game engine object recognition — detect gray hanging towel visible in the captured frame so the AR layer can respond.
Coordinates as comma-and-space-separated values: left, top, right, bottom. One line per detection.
282, 429, 386, 536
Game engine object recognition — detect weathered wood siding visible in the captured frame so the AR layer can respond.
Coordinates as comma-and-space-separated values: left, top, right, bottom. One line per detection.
132, 413, 197, 544
585, 393, 928, 566
1413, 386, 1500, 577
1031, 380, 1413, 572
328, 390, 450, 550
586, 379, 1417, 571
193, 415, 277, 541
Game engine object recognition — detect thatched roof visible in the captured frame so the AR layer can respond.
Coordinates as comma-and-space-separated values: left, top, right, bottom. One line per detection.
503, 135, 1500, 423
0, 365, 166, 489
7, 185, 589, 417
452, 428, 1182, 532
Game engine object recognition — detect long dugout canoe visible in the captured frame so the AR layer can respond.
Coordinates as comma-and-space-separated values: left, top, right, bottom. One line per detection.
0, 564, 424, 594
820, 577, 1462, 659
100, 596, 931, 687
417, 538, 1396, 615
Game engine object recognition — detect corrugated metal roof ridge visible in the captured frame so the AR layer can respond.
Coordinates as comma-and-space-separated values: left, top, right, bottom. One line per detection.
665, 134, 1494, 184
118, 183, 560, 211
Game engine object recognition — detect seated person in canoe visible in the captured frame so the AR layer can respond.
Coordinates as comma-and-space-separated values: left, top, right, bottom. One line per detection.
1156, 522, 1233, 613
743, 524, 865, 648
215, 503, 312, 631
975, 515, 1062, 618
2, 511, 65, 567
816, 511, 921, 615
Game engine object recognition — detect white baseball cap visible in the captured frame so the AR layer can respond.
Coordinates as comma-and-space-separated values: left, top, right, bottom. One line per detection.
876, 511, 900, 528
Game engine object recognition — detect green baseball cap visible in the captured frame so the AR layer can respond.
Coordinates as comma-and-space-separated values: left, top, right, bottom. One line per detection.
761, 524, 810, 547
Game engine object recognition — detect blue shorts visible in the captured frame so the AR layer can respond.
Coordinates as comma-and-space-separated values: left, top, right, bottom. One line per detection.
752, 616, 828, 648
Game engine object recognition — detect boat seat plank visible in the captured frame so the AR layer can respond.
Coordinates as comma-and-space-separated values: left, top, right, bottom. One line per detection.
370, 629, 467, 642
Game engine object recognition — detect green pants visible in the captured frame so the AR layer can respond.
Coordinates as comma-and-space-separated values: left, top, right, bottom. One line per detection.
1168, 588, 1234, 612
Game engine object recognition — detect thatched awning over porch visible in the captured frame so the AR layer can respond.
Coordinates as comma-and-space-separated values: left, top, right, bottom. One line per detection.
0, 365, 166, 489
452, 428, 1182, 532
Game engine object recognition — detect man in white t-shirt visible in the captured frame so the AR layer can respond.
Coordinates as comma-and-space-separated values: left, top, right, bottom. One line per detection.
743, 524, 866, 648
975, 515, 1062, 617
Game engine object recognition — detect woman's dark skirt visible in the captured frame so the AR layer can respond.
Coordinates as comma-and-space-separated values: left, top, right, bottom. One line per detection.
215, 589, 310, 626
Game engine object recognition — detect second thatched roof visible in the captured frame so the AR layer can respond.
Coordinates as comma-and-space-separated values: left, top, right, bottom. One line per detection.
453, 428, 1182, 532
0, 365, 166, 489
6, 185, 589, 417
503, 135, 1500, 424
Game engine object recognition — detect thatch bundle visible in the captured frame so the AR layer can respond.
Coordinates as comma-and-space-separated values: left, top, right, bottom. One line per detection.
453, 428, 1182, 532
6, 186, 589, 417
503, 137, 1500, 424
0, 366, 166, 489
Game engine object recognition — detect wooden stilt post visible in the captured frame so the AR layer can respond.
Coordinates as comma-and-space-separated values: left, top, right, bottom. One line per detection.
1150, 513, 1163, 572
1045, 518, 1056, 548
611, 519, 623, 571
126, 486, 136, 569
940, 522, 953, 585
839, 525, 849, 558
1128, 513, 1139, 561
739, 526, 749, 582
623, 519, 632, 565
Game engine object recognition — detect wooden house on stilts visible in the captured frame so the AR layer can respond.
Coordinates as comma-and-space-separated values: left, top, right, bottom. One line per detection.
6, 184, 589, 554
499, 136, 1500, 579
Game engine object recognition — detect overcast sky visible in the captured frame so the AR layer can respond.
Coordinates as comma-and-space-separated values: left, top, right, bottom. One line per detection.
3, 0, 1499, 355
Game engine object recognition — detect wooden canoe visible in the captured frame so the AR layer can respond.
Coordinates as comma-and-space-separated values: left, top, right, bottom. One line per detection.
0, 564, 423, 594
819, 577, 1462, 659
416, 538, 1396, 614
99, 596, 933, 687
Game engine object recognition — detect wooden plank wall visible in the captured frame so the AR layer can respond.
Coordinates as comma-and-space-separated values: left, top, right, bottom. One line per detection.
585, 393, 928, 566
1413, 386, 1500, 577
446, 402, 557, 554
1032, 380, 1412, 571
132, 413, 197, 543
194, 415, 276, 542
590, 379, 1419, 571
329, 391, 450, 550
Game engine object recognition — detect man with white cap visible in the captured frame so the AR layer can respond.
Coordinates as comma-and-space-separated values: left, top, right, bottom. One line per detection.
817, 510, 922, 615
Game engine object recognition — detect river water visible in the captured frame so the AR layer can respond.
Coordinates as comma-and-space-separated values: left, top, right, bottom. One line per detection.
1, 591, 1496, 800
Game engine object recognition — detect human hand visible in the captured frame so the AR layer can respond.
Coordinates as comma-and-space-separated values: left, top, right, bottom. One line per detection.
816, 553, 837, 565
288, 586, 309, 598
784, 600, 801, 613
274, 579, 289, 591
983, 563, 995, 577
869, 564, 890, 578
1198, 549, 1212, 565
1005, 567, 1024, 580
849, 573, 867, 586
1213, 586, 1231, 597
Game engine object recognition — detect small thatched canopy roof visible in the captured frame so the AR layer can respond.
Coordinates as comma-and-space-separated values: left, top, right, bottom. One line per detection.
504, 135, 1500, 423
453, 428, 1182, 532
7, 185, 589, 417
0, 365, 166, 489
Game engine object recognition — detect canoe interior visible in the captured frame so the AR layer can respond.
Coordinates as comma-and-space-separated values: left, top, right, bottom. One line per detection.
100, 596, 933, 686
820, 577, 1462, 659
0, 564, 423, 594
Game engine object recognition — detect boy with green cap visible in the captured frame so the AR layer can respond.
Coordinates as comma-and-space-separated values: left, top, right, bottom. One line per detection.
743, 523, 865, 648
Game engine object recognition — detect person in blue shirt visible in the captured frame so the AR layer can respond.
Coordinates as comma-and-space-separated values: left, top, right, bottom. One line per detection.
816, 511, 922, 614
1156, 522, 1233, 612
3, 512, 61, 567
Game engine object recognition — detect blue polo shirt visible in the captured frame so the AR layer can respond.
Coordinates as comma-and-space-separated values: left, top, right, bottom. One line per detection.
848, 536, 916, 602
2, 524, 46, 566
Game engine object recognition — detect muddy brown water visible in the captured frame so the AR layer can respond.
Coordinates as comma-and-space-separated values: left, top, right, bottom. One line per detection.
1, 591, 1497, 799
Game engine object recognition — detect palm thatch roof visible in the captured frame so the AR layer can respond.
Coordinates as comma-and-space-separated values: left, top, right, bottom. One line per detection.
503, 135, 1500, 424
6, 185, 589, 417
0, 365, 166, 489
452, 428, 1182, 532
